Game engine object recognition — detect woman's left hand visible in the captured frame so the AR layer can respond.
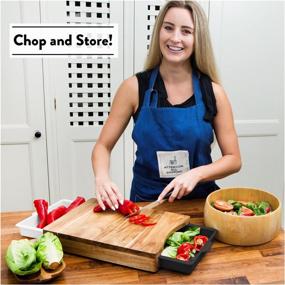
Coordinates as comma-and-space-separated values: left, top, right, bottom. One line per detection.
157, 169, 202, 202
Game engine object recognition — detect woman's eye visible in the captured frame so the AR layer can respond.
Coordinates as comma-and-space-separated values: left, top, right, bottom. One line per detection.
183, 29, 192, 35
164, 26, 172, 31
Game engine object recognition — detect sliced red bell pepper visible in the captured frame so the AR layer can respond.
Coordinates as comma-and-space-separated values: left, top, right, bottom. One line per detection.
66, 196, 85, 213
194, 235, 208, 251
93, 201, 111, 212
176, 252, 190, 261
118, 200, 140, 216
177, 242, 195, 255
128, 214, 156, 226
34, 199, 48, 229
47, 205, 67, 225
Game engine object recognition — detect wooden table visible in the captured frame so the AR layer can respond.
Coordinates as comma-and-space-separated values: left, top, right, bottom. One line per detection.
1, 199, 284, 284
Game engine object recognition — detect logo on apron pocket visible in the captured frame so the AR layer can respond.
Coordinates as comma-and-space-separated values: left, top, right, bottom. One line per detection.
156, 150, 190, 178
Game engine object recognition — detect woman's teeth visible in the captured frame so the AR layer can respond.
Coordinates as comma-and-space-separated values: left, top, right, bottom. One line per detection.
167, 45, 183, 52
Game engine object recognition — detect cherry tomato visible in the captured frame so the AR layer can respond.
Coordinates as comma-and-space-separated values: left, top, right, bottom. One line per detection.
214, 200, 234, 211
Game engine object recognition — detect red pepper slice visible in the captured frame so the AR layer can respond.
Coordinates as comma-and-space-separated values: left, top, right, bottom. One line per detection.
129, 214, 156, 226
93, 201, 111, 212
176, 252, 190, 261
34, 199, 48, 229
47, 205, 67, 225
194, 235, 208, 251
118, 200, 140, 216
177, 242, 195, 255
66, 196, 85, 213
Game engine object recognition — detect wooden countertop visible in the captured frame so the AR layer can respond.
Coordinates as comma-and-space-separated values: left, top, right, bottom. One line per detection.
1, 199, 284, 284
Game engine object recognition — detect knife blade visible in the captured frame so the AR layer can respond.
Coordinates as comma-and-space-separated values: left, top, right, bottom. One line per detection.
125, 190, 174, 218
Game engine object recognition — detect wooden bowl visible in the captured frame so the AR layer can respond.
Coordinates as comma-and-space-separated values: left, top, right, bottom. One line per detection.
204, 187, 281, 246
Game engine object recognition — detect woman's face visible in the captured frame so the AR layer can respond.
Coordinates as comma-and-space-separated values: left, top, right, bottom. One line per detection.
159, 7, 195, 65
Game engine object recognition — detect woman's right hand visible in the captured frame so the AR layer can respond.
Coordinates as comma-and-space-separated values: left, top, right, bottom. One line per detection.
95, 177, 124, 211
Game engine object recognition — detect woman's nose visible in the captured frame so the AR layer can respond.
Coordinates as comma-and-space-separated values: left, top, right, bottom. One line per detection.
170, 30, 181, 42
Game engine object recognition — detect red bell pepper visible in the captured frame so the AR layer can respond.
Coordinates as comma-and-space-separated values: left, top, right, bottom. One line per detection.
176, 252, 190, 261
194, 235, 208, 251
177, 242, 195, 255
93, 201, 111, 212
128, 214, 156, 226
118, 200, 140, 216
47, 205, 67, 225
34, 199, 48, 229
66, 196, 85, 213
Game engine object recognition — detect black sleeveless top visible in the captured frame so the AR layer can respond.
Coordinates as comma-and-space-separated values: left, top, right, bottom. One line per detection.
134, 69, 217, 123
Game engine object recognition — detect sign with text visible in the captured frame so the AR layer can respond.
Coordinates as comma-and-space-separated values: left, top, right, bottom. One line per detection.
10, 24, 118, 58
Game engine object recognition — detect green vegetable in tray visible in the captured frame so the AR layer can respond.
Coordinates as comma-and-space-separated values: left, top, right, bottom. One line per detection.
34, 232, 63, 270
166, 226, 200, 247
5, 239, 42, 276
161, 246, 177, 258
162, 227, 208, 261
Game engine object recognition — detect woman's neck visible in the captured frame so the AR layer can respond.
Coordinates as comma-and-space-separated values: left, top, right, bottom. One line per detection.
159, 60, 192, 84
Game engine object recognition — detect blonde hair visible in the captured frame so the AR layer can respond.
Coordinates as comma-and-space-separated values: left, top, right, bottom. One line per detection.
144, 0, 220, 83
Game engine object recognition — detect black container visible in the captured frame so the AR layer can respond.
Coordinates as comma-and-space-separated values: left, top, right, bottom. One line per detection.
159, 224, 217, 274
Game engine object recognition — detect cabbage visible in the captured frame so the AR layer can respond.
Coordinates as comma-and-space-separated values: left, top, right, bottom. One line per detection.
5, 239, 42, 276
34, 232, 63, 270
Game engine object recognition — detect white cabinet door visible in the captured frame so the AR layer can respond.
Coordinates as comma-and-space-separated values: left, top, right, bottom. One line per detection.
209, 1, 284, 202
1, 1, 49, 211
40, 0, 125, 202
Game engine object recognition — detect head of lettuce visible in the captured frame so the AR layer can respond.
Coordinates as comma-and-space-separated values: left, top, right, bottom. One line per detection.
5, 239, 42, 276
34, 232, 63, 270
6, 232, 63, 276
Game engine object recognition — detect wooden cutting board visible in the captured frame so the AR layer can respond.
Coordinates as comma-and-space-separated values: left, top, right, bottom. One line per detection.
44, 198, 190, 272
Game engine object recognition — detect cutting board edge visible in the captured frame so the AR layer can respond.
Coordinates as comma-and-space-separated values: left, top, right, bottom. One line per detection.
44, 229, 158, 258
54, 234, 159, 272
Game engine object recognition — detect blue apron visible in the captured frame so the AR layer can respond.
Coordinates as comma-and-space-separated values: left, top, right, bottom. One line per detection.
130, 67, 219, 202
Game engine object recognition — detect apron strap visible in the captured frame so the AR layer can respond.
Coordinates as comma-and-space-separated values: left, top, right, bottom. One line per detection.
143, 67, 159, 108
192, 71, 203, 104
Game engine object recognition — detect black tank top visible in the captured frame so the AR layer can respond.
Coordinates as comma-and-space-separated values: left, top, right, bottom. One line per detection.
134, 69, 217, 123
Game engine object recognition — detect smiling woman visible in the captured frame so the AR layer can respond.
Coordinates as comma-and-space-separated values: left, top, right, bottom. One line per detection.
91, 0, 241, 210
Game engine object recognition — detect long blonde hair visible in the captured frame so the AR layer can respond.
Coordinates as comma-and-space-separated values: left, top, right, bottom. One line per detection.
144, 0, 220, 83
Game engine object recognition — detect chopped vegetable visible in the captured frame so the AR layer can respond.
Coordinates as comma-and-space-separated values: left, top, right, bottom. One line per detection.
161, 226, 208, 262
161, 246, 177, 258
129, 214, 156, 226
193, 235, 208, 251
34, 232, 63, 270
5, 239, 42, 276
66, 196, 85, 213
46, 206, 67, 225
34, 199, 48, 229
213, 199, 272, 216
118, 200, 140, 216
214, 200, 233, 211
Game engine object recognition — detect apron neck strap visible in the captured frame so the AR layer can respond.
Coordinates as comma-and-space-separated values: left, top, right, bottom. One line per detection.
143, 67, 159, 108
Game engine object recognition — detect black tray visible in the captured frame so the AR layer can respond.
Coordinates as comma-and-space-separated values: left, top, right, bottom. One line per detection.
159, 223, 217, 274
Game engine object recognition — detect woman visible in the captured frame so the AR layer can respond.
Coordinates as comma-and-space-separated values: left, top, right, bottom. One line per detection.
92, 0, 241, 211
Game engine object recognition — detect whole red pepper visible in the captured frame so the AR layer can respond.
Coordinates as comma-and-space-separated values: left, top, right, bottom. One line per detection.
34, 199, 48, 229
66, 196, 85, 213
47, 205, 67, 225
194, 235, 208, 251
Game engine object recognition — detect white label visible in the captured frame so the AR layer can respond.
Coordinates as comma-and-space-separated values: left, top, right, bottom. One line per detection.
10, 24, 118, 58
156, 150, 190, 178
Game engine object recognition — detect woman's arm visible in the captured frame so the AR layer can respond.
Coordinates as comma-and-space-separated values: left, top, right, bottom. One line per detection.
92, 76, 138, 210
158, 83, 242, 202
